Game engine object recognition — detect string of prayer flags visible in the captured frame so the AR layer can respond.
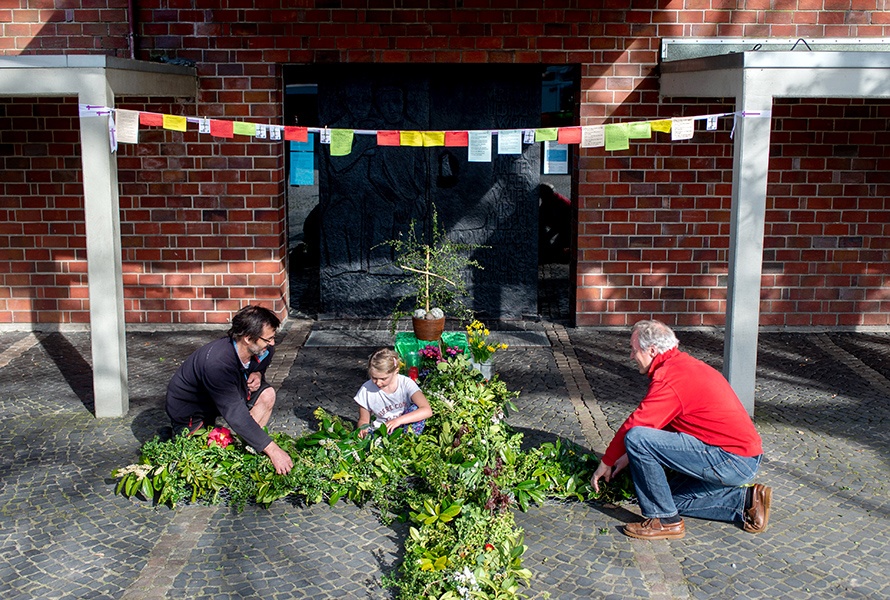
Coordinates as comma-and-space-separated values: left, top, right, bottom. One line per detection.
84, 104, 748, 158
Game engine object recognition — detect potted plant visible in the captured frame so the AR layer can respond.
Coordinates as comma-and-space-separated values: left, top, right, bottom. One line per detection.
377, 208, 485, 340
466, 319, 508, 379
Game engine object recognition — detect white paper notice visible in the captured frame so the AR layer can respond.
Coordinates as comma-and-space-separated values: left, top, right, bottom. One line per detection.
115, 109, 139, 144
468, 131, 492, 162
497, 130, 522, 155
671, 117, 695, 141
580, 125, 604, 148
706, 115, 718, 131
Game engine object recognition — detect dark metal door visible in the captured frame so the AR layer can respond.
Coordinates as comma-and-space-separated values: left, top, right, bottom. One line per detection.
317, 64, 541, 319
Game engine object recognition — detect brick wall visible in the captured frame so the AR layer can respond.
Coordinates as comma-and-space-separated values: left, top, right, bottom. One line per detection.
1, 1, 888, 328
0, 97, 87, 325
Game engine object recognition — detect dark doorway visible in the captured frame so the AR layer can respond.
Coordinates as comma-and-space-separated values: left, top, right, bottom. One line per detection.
283, 64, 577, 322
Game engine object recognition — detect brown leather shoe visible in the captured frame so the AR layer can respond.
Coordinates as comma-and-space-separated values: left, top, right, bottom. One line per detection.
623, 518, 685, 540
743, 483, 772, 533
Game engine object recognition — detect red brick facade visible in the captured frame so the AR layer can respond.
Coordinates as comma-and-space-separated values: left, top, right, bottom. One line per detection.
1, 2, 888, 327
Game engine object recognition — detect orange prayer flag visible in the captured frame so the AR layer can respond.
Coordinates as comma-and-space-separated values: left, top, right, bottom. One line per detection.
209, 119, 234, 138
284, 126, 308, 142
139, 112, 164, 127
444, 131, 469, 147
377, 130, 400, 146
557, 126, 582, 144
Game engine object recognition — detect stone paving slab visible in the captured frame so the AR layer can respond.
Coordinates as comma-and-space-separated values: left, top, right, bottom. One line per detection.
0, 325, 888, 599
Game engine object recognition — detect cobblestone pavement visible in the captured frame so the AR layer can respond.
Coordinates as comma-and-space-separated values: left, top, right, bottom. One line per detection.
0, 321, 888, 599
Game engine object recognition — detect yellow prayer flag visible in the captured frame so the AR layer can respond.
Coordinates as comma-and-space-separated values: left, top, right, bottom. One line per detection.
400, 131, 423, 146
162, 114, 187, 132
534, 128, 558, 142
232, 121, 257, 136
650, 119, 672, 133
422, 131, 445, 147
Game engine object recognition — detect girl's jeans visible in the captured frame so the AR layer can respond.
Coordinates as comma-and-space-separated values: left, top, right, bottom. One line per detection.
624, 426, 762, 523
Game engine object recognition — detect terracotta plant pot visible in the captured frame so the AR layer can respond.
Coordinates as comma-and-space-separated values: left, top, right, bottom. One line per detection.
412, 316, 445, 341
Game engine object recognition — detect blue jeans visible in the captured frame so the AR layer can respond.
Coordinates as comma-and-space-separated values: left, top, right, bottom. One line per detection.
624, 426, 762, 523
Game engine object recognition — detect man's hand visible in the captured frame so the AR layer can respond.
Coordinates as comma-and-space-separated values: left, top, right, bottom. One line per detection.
590, 453, 629, 493
246, 372, 261, 392
590, 461, 612, 494
264, 441, 293, 475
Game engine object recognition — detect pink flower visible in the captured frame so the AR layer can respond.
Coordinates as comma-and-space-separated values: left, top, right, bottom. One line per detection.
208, 426, 233, 448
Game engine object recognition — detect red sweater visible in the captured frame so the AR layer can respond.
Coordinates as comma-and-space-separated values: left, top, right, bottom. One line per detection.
601, 348, 763, 466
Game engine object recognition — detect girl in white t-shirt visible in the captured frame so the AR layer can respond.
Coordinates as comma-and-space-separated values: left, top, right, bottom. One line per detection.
354, 348, 432, 438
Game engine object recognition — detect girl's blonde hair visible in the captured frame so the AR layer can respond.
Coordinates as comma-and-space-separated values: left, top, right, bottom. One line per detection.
368, 348, 399, 376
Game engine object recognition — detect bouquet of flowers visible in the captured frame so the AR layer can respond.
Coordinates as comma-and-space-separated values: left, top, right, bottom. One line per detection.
466, 320, 508, 363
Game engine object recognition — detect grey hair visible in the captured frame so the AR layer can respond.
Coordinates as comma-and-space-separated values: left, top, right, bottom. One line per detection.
632, 320, 679, 354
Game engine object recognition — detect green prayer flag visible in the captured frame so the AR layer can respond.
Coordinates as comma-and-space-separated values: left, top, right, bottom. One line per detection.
627, 121, 652, 140
330, 129, 354, 156
534, 128, 558, 142
232, 121, 257, 136
604, 123, 630, 151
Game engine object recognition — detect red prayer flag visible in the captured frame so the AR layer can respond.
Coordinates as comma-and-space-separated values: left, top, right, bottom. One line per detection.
209, 119, 234, 138
284, 126, 308, 142
444, 131, 469, 147
557, 126, 582, 144
139, 112, 164, 127
377, 131, 400, 146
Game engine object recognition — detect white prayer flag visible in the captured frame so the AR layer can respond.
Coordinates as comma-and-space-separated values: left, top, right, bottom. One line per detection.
671, 117, 695, 141
497, 130, 522, 155
115, 109, 140, 144
468, 131, 492, 162
580, 125, 604, 148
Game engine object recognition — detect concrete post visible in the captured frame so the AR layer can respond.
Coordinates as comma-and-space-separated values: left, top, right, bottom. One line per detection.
724, 85, 773, 416
78, 76, 129, 418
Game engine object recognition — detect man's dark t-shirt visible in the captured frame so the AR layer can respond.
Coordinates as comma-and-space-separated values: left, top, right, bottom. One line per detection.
165, 336, 274, 452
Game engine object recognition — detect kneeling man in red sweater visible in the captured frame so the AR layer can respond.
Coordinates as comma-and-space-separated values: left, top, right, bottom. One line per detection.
590, 320, 771, 540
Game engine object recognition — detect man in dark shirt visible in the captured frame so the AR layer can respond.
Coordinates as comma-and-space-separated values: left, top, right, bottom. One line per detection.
165, 305, 293, 474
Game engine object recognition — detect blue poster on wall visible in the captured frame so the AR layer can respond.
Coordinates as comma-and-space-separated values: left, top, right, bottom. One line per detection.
289, 133, 315, 185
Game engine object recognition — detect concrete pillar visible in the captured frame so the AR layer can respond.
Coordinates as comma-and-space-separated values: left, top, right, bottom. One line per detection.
78, 76, 129, 418
724, 88, 773, 416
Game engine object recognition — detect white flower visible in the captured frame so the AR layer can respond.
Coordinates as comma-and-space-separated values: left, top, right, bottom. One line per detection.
115, 464, 152, 478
